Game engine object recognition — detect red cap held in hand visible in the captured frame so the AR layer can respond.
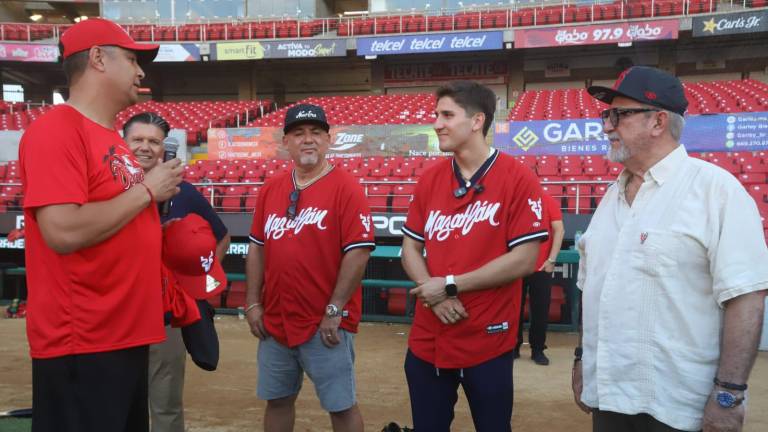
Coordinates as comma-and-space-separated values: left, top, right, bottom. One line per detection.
163, 214, 227, 300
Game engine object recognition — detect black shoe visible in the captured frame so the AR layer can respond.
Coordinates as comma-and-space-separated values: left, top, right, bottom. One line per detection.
532, 351, 550, 366
382, 422, 414, 432
382, 422, 400, 432
512, 348, 520, 359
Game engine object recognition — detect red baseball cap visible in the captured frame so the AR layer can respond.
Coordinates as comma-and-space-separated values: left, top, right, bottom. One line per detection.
60, 18, 159, 63
163, 214, 227, 300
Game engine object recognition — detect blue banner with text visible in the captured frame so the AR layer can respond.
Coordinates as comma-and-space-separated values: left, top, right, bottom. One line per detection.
494, 112, 768, 155
357, 31, 503, 56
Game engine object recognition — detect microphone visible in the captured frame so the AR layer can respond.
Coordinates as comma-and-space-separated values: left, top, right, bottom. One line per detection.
160, 137, 179, 217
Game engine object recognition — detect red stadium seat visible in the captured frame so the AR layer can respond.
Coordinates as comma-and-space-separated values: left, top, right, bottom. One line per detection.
536, 159, 559, 176
367, 196, 389, 213
224, 281, 246, 309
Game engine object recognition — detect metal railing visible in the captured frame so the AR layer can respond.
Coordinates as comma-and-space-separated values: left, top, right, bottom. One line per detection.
189, 178, 613, 214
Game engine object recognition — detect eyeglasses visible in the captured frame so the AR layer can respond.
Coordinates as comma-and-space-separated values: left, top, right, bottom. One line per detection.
286, 189, 300, 220
600, 108, 661, 128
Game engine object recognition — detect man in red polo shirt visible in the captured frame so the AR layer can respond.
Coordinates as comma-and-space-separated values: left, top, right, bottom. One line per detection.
19, 18, 182, 432
401, 81, 549, 431
514, 192, 565, 366
245, 104, 374, 432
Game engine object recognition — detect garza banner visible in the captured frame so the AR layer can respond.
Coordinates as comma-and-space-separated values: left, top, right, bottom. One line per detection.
208, 125, 444, 160
214, 39, 345, 60
693, 10, 768, 37
357, 31, 503, 56
0, 43, 58, 62
494, 112, 768, 156
385, 61, 507, 85
515, 20, 679, 48
154, 44, 201, 62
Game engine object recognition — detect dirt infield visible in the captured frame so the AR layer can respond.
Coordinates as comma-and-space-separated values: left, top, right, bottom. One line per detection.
1, 316, 767, 431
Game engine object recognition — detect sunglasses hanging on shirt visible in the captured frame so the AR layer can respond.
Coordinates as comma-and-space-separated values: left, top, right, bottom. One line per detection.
453, 149, 498, 199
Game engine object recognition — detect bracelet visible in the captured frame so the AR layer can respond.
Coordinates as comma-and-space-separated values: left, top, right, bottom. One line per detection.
138, 183, 154, 203
714, 377, 747, 391
244, 302, 261, 313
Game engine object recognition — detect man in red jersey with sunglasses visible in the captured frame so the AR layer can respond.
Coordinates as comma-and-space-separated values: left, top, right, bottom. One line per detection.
245, 104, 374, 432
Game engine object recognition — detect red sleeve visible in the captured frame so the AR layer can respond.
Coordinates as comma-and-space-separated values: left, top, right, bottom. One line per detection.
338, 176, 376, 253
505, 167, 550, 250
21, 115, 88, 209
248, 183, 268, 245
401, 176, 428, 242
162, 266, 201, 328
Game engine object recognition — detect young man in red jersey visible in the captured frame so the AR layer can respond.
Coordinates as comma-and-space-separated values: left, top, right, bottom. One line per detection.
245, 104, 374, 432
401, 81, 549, 431
19, 18, 182, 432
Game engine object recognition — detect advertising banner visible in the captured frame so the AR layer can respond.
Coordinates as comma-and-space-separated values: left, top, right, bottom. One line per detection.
494, 112, 768, 156
384, 61, 507, 85
0, 43, 58, 62
692, 10, 768, 37
154, 43, 201, 62
357, 31, 503, 56
515, 20, 679, 49
0, 131, 22, 162
213, 39, 345, 60
208, 125, 443, 160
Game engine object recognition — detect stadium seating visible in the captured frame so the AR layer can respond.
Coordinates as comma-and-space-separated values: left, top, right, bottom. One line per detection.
172, 152, 768, 232
115, 100, 272, 145
0, 0, 738, 42
0, 100, 273, 137
1, 151, 766, 235
247, 94, 435, 127
509, 80, 768, 121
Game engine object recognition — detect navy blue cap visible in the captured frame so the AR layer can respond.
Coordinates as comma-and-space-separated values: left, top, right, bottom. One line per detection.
588, 66, 688, 116
283, 103, 330, 134
181, 300, 219, 371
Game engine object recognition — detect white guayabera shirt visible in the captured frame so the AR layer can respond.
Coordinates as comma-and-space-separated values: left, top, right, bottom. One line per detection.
577, 145, 768, 431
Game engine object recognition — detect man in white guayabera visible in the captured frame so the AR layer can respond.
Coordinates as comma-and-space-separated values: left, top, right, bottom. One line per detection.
244, 103, 375, 432
572, 66, 768, 432
400, 80, 550, 432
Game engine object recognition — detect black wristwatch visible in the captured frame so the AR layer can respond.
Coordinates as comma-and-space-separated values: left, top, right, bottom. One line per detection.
445, 275, 458, 298
573, 347, 583, 366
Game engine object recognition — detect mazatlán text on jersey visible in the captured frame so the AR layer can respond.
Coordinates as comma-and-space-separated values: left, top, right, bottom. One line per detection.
264, 208, 329, 239
424, 201, 500, 241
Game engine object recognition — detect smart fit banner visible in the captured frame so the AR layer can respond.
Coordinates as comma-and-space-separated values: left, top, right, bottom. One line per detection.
515, 20, 679, 49
207, 125, 443, 160
357, 31, 503, 56
494, 112, 768, 156
213, 39, 346, 60
0, 43, 58, 62
692, 10, 768, 37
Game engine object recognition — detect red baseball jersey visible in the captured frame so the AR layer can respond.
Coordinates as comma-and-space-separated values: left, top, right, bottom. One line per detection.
249, 166, 375, 348
535, 193, 564, 269
20, 105, 165, 359
402, 150, 549, 368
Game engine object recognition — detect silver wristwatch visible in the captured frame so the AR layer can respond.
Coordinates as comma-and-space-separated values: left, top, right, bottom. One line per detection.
326, 304, 341, 318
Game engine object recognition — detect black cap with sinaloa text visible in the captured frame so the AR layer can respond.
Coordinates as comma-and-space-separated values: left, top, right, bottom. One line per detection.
283, 103, 330, 134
